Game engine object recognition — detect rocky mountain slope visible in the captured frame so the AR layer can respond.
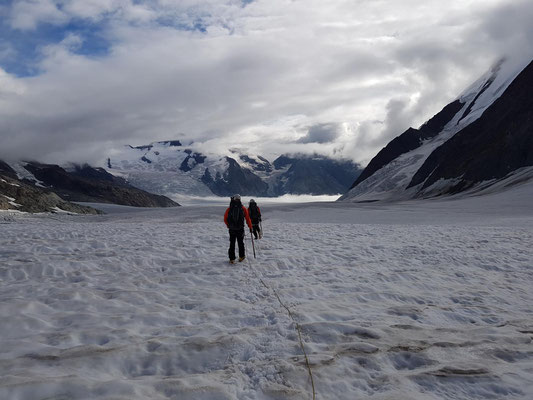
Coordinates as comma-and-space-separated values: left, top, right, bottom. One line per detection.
1, 161, 179, 211
409, 59, 533, 195
341, 58, 533, 202
269, 155, 361, 195
1, 170, 101, 214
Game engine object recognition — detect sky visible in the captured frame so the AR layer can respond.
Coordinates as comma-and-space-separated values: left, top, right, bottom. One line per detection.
0, 0, 532, 166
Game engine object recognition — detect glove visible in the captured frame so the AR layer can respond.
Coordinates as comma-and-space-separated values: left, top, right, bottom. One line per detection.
250, 228, 253, 233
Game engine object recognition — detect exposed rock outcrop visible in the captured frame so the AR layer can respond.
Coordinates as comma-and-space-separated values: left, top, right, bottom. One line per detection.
0, 175, 101, 214
22, 163, 180, 208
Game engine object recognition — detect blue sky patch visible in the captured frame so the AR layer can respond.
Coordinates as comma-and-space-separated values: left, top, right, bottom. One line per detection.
0, 15, 111, 77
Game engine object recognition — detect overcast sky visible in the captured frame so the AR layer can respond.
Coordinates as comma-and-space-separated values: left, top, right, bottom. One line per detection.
1, 0, 532, 166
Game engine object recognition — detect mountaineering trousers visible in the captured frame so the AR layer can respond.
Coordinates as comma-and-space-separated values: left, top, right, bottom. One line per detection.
228, 229, 245, 261
252, 224, 261, 240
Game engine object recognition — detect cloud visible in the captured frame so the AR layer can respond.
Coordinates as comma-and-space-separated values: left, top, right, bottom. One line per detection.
298, 123, 339, 144
10, 0, 68, 30
0, 0, 532, 165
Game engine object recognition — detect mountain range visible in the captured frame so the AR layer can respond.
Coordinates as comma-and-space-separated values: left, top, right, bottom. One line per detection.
107, 144, 362, 198
0, 148, 361, 212
341, 58, 533, 202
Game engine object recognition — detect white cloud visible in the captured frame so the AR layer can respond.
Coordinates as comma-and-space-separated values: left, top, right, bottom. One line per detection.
10, 0, 67, 30
0, 67, 27, 96
1, 0, 532, 165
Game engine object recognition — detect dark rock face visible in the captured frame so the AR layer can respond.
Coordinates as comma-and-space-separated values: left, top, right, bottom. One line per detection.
273, 155, 362, 195
457, 76, 495, 124
351, 99, 464, 189
201, 168, 214, 186
202, 157, 269, 197
22, 163, 180, 207
0, 161, 17, 179
71, 165, 123, 183
273, 155, 293, 170
0, 174, 101, 214
162, 140, 182, 147
180, 152, 206, 172
134, 140, 181, 151
134, 144, 153, 151
409, 60, 533, 193
418, 100, 465, 137
239, 154, 273, 173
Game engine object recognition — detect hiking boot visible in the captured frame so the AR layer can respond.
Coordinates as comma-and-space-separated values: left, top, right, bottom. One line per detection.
229, 259, 235, 264
238, 256, 245, 262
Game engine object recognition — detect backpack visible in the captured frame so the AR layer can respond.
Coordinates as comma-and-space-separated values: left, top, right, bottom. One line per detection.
249, 203, 259, 222
227, 201, 244, 230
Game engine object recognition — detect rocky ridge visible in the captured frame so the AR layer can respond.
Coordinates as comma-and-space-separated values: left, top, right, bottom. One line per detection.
0, 173, 101, 214
341, 57, 533, 202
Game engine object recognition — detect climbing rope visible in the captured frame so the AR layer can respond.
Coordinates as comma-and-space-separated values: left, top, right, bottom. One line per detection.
244, 236, 317, 400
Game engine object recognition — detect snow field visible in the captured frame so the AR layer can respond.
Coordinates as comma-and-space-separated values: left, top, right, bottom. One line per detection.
0, 216, 312, 399
253, 223, 533, 399
1, 193, 533, 399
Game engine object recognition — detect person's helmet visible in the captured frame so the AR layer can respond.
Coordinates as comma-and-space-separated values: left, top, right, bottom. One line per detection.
232, 194, 241, 201
249, 199, 256, 204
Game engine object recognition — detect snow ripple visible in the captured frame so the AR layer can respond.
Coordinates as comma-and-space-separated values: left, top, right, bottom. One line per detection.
1, 201, 532, 399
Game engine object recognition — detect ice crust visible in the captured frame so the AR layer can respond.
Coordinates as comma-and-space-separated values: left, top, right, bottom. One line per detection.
1, 182, 532, 399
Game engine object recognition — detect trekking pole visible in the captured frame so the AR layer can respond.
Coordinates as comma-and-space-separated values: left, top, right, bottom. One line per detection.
250, 231, 256, 259
260, 221, 263, 238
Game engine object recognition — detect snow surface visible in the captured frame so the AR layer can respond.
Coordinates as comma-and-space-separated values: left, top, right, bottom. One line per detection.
1, 183, 533, 399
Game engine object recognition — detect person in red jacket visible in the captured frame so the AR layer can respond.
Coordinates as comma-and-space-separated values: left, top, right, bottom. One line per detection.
224, 194, 252, 263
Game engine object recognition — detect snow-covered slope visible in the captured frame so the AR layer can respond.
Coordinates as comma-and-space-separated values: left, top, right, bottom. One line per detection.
341, 58, 532, 202
1, 180, 532, 399
107, 141, 216, 196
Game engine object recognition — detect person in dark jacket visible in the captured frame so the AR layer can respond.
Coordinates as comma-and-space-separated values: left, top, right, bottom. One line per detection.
247, 199, 262, 240
224, 194, 253, 263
